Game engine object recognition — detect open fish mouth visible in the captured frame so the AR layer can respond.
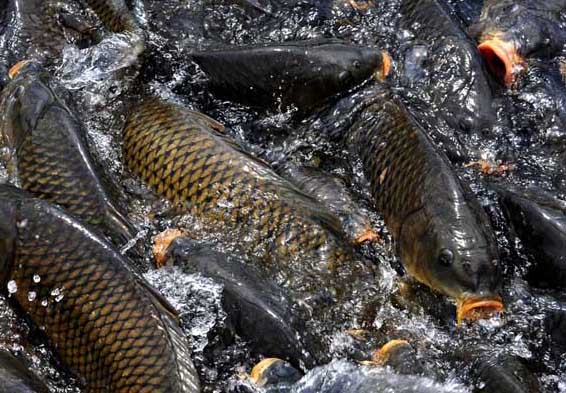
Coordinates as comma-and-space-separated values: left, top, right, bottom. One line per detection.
8, 60, 30, 79
477, 35, 526, 87
375, 51, 392, 82
457, 296, 504, 326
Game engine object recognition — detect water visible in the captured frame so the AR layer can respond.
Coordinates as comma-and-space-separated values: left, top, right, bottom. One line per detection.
0, 0, 565, 391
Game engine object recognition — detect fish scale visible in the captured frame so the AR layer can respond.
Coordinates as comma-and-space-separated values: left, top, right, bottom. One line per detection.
0, 186, 200, 392
123, 97, 375, 294
83, 0, 139, 32
0, 65, 136, 246
350, 88, 500, 303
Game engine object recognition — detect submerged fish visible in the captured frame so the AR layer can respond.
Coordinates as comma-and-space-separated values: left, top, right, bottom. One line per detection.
470, 0, 566, 86
470, 352, 541, 393
278, 164, 378, 244
191, 39, 390, 111
165, 237, 317, 369
495, 185, 566, 289
0, 61, 136, 246
0, 350, 49, 393
0, 184, 200, 392
349, 88, 502, 324
400, 0, 495, 136
84, 0, 141, 33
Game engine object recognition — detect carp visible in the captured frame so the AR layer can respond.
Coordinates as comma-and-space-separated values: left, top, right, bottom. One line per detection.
349, 88, 502, 324
191, 39, 390, 111
0, 184, 200, 392
470, 0, 566, 86
0, 61, 136, 246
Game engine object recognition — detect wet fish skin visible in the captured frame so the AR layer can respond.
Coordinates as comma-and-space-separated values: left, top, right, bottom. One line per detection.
470, 0, 566, 61
123, 97, 377, 299
350, 89, 501, 303
0, 0, 68, 83
84, 0, 141, 33
471, 353, 541, 393
0, 61, 136, 247
0, 184, 200, 392
278, 164, 374, 244
400, 0, 495, 136
191, 39, 387, 111
166, 237, 317, 369
0, 350, 49, 393
495, 185, 566, 289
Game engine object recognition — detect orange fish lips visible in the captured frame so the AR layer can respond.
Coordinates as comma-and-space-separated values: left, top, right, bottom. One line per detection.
375, 51, 392, 82
478, 36, 526, 87
8, 60, 30, 80
456, 296, 504, 326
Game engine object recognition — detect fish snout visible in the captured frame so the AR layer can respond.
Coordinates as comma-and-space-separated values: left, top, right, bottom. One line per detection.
456, 292, 504, 326
478, 35, 526, 87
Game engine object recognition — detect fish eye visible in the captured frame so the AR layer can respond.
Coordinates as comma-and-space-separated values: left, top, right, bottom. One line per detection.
458, 117, 474, 134
353, 60, 361, 69
438, 249, 454, 266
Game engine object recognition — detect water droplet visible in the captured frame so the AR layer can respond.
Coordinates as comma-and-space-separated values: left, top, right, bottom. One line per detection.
41, 299, 48, 307
16, 219, 28, 228
33, 274, 41, 283
55, 294, 64, 302
7, 280, 17, 294
28, 291, 37, 302
50, 288, 61, 297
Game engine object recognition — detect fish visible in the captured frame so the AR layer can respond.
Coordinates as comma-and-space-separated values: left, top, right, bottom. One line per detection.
191, 39, 390, 111
0, 61, 137, 248
0, 0, 68, 86
123, 97, 379, 301
83, 0, 141, 33
494, 185, 566, 289
0, 184, 200, 392
277, 164, 378, 244
349, 88, 502, 324
470, 352, 541, 393
469, 0, 566, 86
0, 350, 49, 393
370, 340, 423, 376
400, 0, 496, 136
164, 236, 317, 369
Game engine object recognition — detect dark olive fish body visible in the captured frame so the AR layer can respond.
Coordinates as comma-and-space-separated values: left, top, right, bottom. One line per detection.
278, 164, 374, 244
84, 0, 141, 33
350, 89, 500, 305
0, 185, 200, 392
496, 186, 566, 289
167, 237, 316, 369
471, 353, 541, 393
124, 98, 376, 296
0, 62, 135, 245
191, 40, 386, 111
0, 0, 68, 86
0, 350, 49, 393
401, 0, 495, 135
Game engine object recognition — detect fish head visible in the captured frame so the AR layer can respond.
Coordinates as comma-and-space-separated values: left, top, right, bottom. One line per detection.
428, 37, 496, 137
0, 60, 54, 149
322, 45, 390, 88
398, 180, 502, 324
470, 2, 564, 86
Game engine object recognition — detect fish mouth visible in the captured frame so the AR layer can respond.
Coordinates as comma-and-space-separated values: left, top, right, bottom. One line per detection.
478, 36, 526, 87
372, 339, 410, 365
375, 51, 391, 82
250, 358, 281, 385
8, 60, 30, 80
456, 296, 504, 326
152, 228, 185, 267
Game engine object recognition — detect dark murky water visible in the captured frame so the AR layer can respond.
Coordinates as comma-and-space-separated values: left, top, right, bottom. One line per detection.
0, 0, 565, 391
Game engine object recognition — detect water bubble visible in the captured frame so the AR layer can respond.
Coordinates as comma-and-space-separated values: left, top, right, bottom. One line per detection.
33, 274, 41, 283
41, 300, 48, 307
55, 294, 64, 303
16, 219, 28, 228
7, 280, 17, 294
51, 288, 61, 297
28, 291, 37, 302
